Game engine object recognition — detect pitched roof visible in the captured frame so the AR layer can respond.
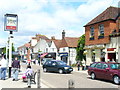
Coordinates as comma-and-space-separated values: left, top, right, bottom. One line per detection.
52, 39, 62, 49
18, 43, 30, 50
60, 37, 79, 48
24, 43, 30, 47
32, 34, 49, 42
84, 6, 119, 26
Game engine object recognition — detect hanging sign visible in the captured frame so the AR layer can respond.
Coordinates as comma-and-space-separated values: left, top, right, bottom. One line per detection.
4, 14, 18, 32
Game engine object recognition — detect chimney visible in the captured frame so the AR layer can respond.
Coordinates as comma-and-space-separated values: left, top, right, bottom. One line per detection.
51, 36, 55, 40
62, 30, 65, 39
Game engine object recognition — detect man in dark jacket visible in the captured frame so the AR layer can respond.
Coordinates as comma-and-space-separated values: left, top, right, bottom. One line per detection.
12, 57, 20, 81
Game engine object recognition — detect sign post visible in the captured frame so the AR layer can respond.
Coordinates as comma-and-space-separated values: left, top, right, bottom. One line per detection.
4, 14, 18, 78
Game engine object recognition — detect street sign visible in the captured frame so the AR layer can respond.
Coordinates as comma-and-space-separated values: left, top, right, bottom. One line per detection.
4, 14, 18, 32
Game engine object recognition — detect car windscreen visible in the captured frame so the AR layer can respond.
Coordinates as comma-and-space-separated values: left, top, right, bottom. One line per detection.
109, 63, 120, 69
57, 61, 66, 65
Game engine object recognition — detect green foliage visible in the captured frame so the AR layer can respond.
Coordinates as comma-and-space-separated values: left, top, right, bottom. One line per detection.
76, 34, 86, 62
71, 63, 77, 67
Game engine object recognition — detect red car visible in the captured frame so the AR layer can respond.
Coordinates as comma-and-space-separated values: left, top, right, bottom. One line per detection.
88, 62, 120, 84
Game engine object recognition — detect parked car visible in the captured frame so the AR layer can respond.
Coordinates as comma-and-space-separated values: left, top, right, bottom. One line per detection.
88, 62, 120, 84
42, 60, 73, 74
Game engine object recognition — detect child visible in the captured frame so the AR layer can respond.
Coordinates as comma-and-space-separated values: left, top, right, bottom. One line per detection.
22, 65, 34, 82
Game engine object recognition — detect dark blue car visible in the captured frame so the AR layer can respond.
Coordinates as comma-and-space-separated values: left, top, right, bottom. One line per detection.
42, 60, 73, 74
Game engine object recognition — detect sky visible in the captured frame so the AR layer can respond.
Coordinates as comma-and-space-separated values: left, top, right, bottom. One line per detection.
0, 0, 119, 49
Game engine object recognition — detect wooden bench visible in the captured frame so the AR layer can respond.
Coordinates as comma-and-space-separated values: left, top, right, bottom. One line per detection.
30, 71, 37, 84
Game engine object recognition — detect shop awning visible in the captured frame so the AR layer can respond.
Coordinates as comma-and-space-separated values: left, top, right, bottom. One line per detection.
40, 53, 48, 58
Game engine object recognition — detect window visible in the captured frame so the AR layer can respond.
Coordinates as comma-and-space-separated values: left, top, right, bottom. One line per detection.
99, 24, 104, 35
95, 63, 103, 69
89, 27, 94, 40
63, 48, 66, 51
51, 61, 57, 66
90, 63, 97, 68
90, 27, 94, 37
109, 64, 120, 69
46, 48, 48, 52
52, 48, 54, 51
45, 61, 51, 65
102, 64, 108, 69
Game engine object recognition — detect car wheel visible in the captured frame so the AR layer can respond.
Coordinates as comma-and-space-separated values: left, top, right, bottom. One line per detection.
43, 68, 47, 72
113, 76, 120, 84
91, 72, 96, 80
59, 69, 63, 74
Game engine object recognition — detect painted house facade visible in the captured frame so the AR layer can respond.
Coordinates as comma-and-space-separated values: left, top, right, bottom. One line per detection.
84, 6, 120, 65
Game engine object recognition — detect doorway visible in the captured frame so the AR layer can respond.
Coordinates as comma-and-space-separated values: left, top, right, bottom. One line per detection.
108, 53, 116, 62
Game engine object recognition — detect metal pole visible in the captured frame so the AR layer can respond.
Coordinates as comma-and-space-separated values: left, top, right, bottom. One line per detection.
37, 69, 41, 88
6, 43, 8, 60
8, 31, 13, 78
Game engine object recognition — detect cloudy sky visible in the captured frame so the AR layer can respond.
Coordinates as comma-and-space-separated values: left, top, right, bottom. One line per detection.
0, 0, 119, 49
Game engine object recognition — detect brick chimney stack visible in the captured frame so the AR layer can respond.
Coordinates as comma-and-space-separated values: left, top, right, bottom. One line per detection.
62, 30, 65, 39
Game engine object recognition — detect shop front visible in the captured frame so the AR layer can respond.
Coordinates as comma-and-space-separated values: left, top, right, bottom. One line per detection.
59, 52, 68, 64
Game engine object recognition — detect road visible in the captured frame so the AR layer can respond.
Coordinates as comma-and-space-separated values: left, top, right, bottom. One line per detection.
21, 63, 119, 88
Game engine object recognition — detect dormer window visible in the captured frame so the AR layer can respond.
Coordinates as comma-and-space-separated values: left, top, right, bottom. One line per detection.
90, 27, 94, 40
98, 24, 104, 39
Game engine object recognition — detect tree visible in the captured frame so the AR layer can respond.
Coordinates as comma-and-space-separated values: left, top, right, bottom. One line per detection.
76, 34, 86, 64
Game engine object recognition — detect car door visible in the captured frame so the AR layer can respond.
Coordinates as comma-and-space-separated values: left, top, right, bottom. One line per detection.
94, 63, 103, 79
100, 63, 109, 79
45, 61, 52, 71
51, 61, 58, 72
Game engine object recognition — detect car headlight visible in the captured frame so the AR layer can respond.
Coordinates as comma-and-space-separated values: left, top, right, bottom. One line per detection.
64, 67, 69, 69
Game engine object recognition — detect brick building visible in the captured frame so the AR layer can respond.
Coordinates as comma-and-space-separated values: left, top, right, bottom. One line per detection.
84, 6, 120, 65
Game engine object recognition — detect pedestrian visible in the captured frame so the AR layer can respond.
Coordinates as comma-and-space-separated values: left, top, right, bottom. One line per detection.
0, 55, 8, 80
25, 65, 34, 88
22, 65, 34, 82
76, 61, 80, 71
38, 59, 40, 65
12, 57, 20, 81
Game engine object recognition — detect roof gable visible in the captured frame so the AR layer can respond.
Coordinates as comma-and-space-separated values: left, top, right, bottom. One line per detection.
85, 6, 119, 26
60, 37, 79, 48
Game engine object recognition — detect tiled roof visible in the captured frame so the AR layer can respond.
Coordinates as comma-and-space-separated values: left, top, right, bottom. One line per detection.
52, 39, 62, 49
24, 43, 30, 47
32, 34, 49, 42
85, 6, 119, 26
60, 37, 79, 48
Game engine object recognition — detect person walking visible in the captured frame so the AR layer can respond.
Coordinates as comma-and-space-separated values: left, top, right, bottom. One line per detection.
76, 61, 80, 71
0, 55, 8, 80
38, 59, 40, 65
12, 57, 20, 81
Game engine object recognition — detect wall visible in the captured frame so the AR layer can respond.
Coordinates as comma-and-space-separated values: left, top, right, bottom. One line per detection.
85, 20, 116, 45
33, 39, 47, 53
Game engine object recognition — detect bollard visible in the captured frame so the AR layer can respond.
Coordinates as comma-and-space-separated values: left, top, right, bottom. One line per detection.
118, 85, 120, 90
27, 75, 31, 88
37, 69, 41, 88
68, 79, 75, 89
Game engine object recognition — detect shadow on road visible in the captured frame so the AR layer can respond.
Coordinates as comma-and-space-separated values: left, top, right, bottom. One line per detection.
87, 76, 119, 85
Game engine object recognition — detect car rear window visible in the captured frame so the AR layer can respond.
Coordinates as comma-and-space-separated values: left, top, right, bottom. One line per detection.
109, 63, 120, 69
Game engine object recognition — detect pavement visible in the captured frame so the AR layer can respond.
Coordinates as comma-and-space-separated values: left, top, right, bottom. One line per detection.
0, 66, 49, 89
0, 64, 87, 89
